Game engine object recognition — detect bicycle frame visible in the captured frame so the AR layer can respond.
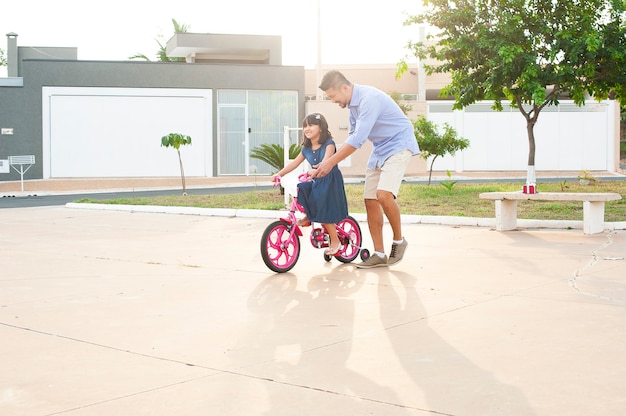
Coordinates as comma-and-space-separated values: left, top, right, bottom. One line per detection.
260, 173, 368, 273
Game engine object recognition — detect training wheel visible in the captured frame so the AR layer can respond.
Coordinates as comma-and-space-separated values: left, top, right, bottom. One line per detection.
323, 253, 332, 262
360, 249, 370, 261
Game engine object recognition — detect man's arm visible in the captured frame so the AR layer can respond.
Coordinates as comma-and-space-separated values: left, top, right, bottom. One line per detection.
310, 143, 357, 178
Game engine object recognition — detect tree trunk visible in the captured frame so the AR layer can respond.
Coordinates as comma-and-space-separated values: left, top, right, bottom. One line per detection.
516, 97, 540, 186
526, 120, 536, 167
428, 156, 438, 185
526, 119, 536, 184
517, 91, 558, 187
177, 150, 187, 195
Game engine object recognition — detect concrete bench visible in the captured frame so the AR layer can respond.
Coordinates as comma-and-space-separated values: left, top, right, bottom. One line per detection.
479, 192, 622, 234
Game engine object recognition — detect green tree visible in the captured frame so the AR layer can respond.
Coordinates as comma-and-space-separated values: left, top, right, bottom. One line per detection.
161, 133, 192, 195
130, 19, 190, 61
413, 115, 469, 185
399, 0, 626, 184
0, 48, 7, 67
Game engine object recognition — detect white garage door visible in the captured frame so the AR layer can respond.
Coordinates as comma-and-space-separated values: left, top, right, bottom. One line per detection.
42, 87, 212, 178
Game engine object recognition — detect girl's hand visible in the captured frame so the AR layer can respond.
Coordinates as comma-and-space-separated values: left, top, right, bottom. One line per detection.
272, 175, 281, 187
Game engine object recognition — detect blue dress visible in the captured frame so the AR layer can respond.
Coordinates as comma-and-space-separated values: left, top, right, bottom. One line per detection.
296, 139, 349, 224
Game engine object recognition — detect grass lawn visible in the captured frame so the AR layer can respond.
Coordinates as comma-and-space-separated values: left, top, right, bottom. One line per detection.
75, 179, 626, 222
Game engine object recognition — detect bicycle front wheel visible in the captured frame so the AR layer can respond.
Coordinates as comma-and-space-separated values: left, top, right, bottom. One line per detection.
260, 220, 300, 273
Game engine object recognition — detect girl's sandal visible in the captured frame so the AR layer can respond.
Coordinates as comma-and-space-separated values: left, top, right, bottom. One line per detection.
324, 244, 342, 256
297, 218, 311, 227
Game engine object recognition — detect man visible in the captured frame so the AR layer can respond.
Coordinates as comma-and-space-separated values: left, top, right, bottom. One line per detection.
311, 70, 420, 268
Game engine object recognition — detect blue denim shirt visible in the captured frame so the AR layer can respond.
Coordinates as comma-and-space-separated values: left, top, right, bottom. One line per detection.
345, 84, 420, 170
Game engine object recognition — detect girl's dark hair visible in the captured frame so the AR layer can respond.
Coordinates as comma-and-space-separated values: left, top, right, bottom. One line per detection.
301, 113, 332, 147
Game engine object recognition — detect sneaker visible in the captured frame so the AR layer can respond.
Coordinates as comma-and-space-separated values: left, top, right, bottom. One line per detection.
388, 238, 408, 266
355, 254, 388, 269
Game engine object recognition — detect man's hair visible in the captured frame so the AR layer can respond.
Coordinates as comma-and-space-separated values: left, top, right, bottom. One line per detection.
319, 70, 351, 91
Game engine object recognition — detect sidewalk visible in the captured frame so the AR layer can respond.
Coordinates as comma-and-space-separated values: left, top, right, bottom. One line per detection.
0, 176, 261, 196
1, 205, 625, 415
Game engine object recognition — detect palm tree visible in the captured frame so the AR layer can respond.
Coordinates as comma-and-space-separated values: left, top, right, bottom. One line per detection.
250, 143, 301, 194
250, 143, 301, 173
130, 19, 189, 62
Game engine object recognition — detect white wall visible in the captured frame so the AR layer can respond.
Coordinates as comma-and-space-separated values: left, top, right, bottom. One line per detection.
427, 100, 615, 172
42, 87, 212, 178
41, 89, 616, 178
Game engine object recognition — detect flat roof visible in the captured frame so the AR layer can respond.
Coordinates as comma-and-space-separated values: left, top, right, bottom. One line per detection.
165, 33, 282, 65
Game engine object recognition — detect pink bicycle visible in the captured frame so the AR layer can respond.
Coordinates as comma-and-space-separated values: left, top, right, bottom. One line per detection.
260, 174, 370, 273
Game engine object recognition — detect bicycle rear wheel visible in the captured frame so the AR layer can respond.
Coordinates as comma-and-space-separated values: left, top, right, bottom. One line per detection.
260, 220, 300, 273
335, 216, 362, 263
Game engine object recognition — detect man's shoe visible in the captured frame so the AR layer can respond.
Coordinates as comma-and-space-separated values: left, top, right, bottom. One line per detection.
356, 254, 388, 269
388, 238, 408, 265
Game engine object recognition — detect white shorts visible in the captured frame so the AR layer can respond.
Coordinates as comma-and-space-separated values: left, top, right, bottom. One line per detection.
363, 150, 412, 199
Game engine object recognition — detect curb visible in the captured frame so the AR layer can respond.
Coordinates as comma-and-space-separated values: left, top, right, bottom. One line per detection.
65, 203, 626, 232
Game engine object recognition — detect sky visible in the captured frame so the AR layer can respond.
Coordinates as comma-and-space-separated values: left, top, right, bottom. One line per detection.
0, 0, 423, 74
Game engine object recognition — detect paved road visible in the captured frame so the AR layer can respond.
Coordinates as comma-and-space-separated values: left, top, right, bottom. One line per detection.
0, 186, 269, 209
2, 205, 625, 415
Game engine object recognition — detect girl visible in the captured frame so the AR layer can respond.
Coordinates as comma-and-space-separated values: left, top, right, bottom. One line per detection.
273, 113, 349, 256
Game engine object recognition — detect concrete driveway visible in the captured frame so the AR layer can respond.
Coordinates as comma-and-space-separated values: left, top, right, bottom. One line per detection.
1, 205, 625, 415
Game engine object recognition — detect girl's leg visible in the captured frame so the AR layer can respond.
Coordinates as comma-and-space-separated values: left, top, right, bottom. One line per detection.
323, 223, 341, 254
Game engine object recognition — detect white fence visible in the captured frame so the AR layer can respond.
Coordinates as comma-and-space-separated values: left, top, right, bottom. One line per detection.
425, 100, 618, 172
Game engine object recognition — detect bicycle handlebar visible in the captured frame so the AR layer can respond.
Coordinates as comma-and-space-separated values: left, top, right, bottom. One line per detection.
273, 173, 312, 189
298, 173, 312, 183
